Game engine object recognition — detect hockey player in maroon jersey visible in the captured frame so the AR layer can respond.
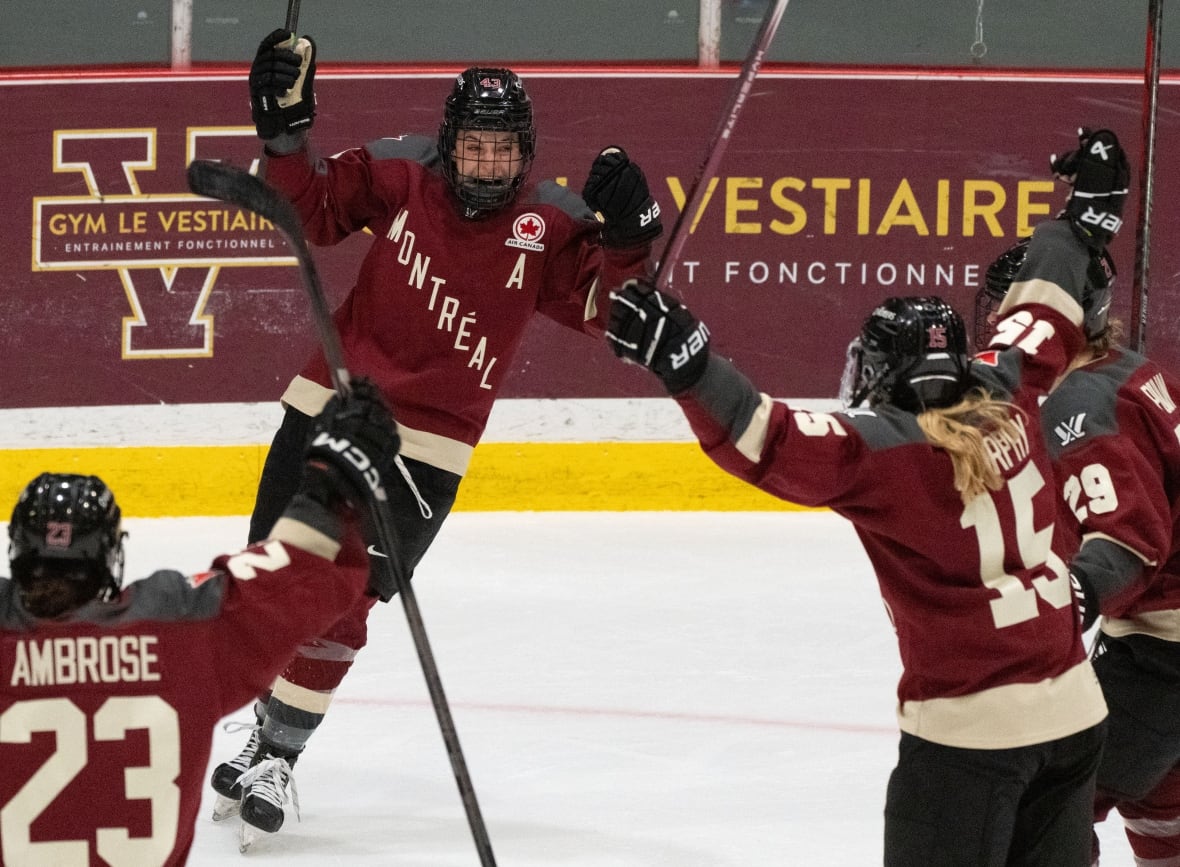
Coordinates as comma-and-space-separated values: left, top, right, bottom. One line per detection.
209, 31, 662, 836
603, 128, 1131, 865
978, 132, 1180, 866
0, 380, 400, 866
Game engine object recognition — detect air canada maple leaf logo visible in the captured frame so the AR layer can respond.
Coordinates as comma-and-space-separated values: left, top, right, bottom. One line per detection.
506, 212, 546, 252
514, 213, 545, 242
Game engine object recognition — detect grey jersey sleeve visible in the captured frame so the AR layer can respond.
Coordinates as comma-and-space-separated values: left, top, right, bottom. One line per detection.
1073, 536, 1146, 612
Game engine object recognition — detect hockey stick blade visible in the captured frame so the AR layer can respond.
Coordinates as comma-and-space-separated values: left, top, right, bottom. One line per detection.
186, 159, 302, 242
186, 159, 349, 396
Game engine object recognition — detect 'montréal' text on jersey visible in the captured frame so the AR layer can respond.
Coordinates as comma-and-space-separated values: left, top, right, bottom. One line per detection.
266, 136, 652, 476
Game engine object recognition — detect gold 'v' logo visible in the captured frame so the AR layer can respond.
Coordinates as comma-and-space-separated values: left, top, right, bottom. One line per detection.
31, 127, 296, 359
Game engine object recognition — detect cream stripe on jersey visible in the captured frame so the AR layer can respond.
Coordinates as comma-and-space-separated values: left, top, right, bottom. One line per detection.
1104, 609, 1180, 643
281, 374, 475, 476
269, 515, 341, 561
999, 277, 1085, 327
735, 392, 774, 463
896, 659, 1107, 749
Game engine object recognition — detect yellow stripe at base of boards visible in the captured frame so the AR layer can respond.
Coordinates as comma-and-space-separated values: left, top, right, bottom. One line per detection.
0, 442, 813, 517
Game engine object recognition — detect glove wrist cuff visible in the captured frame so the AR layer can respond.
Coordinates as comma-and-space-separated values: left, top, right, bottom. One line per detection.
263, 130, 309, 154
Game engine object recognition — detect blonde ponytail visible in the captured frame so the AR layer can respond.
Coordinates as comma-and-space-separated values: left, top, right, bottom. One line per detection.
916, 389, 1027, 503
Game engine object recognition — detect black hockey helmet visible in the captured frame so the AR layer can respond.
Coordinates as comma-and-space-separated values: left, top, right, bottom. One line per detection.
8, 473, 125, 611
974, 236, 1116, 347
438, 67, 536, 215
840, 296, 970, 413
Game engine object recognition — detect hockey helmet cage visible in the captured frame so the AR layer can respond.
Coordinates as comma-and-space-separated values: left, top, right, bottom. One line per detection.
438, 67, 536, 215
8, 472, 125, 603
975, 236, 1116, 347
840, 296, 970, 413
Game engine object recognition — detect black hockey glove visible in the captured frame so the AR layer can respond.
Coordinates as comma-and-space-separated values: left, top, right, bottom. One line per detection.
249, 29, 317, 141
606, 279, 710, 394
582, 147, 663, 248
1050, 127, 1130, 251
302, 378, 400, 513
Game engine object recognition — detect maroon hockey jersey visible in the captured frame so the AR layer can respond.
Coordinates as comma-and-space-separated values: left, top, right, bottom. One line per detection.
1043, 346, 1180, 636
672, 222, 1106, 749
0, 507, 369, 865
265, 136, 653, 476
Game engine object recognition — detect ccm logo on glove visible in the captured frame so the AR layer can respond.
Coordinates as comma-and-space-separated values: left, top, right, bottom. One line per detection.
308, 432, 387, 501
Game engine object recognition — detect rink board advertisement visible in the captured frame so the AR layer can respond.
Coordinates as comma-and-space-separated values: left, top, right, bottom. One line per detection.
1, 68, 1176, 513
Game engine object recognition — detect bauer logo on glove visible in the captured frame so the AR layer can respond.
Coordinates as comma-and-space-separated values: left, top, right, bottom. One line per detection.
670, 321, 710, 372
581, 147, 664, 248
1050, 127, 1130, 250
605, 279, 710, 394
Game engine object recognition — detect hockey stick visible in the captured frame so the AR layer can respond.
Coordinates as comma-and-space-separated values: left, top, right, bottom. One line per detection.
1130, 0, 1162, 353
654, 0, 791, 293
186, 159, 499, 867
285, 0, 301, 32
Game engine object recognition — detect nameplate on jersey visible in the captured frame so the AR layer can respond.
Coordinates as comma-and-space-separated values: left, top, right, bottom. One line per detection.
9, 635, 161, 687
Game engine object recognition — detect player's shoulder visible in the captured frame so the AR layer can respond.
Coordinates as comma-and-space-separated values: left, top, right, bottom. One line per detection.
1041, 350, 1152, 453
1111, 346, 1180, 398
829, 405, 925, 450
363, 133, 441, 167
969, 349, 1021, 399
523, 179, 596, 222
1050, 347, 1162, 415
108, 569, 224, 624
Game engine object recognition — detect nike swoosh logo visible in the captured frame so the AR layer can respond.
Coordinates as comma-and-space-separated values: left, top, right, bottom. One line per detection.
366, 545, 388, 559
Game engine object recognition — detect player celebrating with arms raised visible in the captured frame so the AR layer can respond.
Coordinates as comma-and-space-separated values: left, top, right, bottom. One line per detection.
977, 129, 1180, 864
0, 381, 400, 865
603, 127, 1130, 864
209, 30, 663, 838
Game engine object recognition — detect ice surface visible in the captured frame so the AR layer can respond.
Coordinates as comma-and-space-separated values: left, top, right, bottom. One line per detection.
111, 512, 1135, 865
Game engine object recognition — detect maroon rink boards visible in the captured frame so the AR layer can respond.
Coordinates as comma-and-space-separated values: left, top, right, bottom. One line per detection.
2, 67, 1173, 410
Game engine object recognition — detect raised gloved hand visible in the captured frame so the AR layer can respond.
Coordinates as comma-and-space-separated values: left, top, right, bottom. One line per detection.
582, 147, 663, 248
1050, 127, 1130, 250
249, 28, 317, 141
302, 378, 400, 512
606, 279, 710, 393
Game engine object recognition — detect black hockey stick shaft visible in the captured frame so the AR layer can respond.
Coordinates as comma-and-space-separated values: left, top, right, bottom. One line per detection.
186, 159, 498, 867
1131, 0, 1162, 353
654, 0, 790, 293
285, 0, 301, 32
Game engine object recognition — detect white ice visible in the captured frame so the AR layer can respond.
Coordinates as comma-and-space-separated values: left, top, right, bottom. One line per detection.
113, 512, 1133, 865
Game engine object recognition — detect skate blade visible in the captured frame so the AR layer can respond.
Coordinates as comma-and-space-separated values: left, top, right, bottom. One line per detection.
239, 820, 272, 853
212, 793, 241, 822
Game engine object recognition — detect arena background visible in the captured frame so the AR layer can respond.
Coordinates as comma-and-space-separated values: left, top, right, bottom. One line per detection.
1, 4, 1176, 515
